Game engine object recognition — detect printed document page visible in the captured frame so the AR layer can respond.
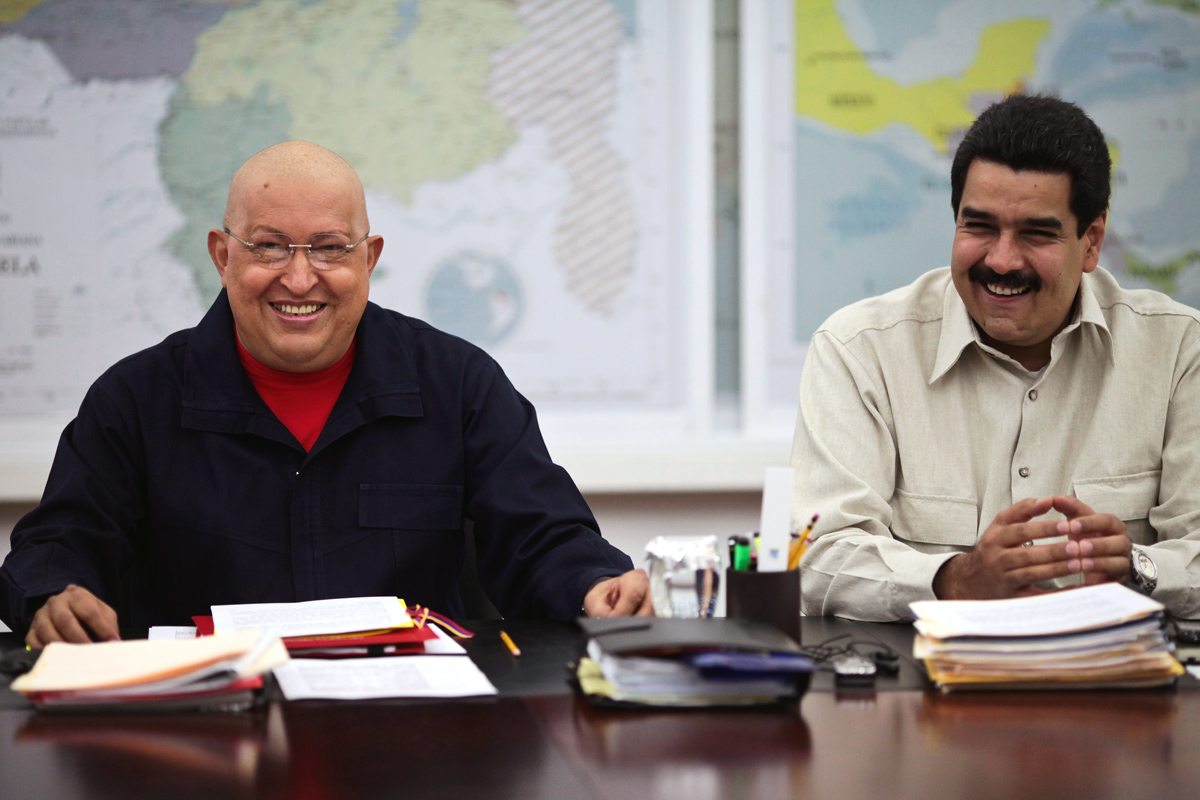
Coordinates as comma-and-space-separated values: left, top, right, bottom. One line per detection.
273, 655, 497, 700
211, 596, 411, 638
910, 583, 1164, 639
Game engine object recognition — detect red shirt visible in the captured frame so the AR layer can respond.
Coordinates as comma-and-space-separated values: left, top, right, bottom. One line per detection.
236, 336, 356, 451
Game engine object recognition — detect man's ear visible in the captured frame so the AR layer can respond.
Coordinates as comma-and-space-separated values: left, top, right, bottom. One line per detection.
208, 229, 230, 285
1081, 212, 1107, 274
365, 234, 384, 276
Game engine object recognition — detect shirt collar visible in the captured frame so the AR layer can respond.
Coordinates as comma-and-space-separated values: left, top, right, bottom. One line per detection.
929, 270, 1113, 384
182, 292, 425, 445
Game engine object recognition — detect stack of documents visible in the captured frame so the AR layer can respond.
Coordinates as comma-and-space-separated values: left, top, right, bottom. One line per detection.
911, 583, 1185, 691
12, 629, 288, 712
188, 596, 497, 700
195, 596, 437, 656
576, 617, 813, 707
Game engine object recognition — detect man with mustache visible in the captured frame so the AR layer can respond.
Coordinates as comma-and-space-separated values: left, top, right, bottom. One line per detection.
792, 94, 1200, 620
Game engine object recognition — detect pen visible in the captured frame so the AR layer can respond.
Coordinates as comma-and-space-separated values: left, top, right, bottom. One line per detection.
499, 630, 521, 657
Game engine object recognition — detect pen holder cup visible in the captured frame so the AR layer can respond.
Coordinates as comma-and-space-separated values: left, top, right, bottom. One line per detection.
725, 568, 801, 644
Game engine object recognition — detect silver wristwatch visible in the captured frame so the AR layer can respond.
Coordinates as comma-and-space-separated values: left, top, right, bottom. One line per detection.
1129, 545, 1158, 595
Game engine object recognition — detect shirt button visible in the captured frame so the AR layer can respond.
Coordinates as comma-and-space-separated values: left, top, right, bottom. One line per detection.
1028, 389, 1038, 401
1018, 467, 1030, 478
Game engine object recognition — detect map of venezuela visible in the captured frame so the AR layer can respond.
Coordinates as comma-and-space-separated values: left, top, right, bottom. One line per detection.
0, 0, 694, 424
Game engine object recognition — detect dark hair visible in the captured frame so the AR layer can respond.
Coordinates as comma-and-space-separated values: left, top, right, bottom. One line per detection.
950, 94, 1111, 235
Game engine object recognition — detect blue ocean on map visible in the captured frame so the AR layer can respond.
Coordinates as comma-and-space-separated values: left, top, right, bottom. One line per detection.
792, 124, 953, 341
1049, 14, 1200, 106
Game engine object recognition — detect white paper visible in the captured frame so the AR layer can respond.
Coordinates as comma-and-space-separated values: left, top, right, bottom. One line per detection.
273, 655, 497, 700
422, 625, 468, 655
757, 466, 794, 571
211, 596, 411, 638
910, 583, 1164, 639
148, 626, 198, 640
1188, 666, 1200, 681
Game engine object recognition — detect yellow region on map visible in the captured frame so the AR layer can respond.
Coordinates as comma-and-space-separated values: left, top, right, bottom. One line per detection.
182, 0, 525, 202
0, 0, 43, 23
794, 0, 1049, 151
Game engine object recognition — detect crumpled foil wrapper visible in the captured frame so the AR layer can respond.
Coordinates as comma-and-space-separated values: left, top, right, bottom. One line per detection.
644, 535, 721, 618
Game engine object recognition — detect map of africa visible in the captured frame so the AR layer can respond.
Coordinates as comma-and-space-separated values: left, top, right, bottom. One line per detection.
0, 0, 701, 437
759, 0, 1200, 412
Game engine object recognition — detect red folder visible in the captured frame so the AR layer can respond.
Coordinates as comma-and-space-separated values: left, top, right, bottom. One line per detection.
191, 616, 437, 655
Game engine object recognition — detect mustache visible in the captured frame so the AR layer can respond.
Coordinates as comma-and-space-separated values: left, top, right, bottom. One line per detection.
967, 263, 1042, 292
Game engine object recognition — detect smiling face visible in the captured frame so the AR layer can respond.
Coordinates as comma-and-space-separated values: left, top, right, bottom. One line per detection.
208, 142, 384, 373
950, 159, 1106, 370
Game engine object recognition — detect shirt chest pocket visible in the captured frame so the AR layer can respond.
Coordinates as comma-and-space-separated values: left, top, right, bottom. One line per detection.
1072, 471, 1160, 546
891, 489, 979, 551
358, 484, 464, 531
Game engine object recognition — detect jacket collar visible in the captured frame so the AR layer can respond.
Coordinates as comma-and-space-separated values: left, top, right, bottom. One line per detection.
181, 291, 424, 452
930, 270, 1114, 384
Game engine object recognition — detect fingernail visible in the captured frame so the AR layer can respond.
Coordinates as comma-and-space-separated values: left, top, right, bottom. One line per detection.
1057, 521, 1069, 534
1067, 559, 1080, 572
1065, 541, 1079, 556
1082, 558, 1094, 571
1080, 540, 1093, 555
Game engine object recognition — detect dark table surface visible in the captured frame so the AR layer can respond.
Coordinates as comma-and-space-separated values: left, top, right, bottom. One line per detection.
2, 618, 1198, 800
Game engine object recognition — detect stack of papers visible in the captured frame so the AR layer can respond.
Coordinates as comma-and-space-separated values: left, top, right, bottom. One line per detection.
196, 597, 437, 656
911, 584, 1185, 691
12, 629, 288, 712
194, 596, 496, 700
576, 618, 812, 707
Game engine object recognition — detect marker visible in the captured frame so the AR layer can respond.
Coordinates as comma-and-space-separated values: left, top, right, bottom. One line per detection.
499, 630, 521, 658
732, 536, 752, 571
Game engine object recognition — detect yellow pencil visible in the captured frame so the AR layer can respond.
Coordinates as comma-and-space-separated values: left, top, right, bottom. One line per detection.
787, 513, 820, 570
499, 630, 521, 657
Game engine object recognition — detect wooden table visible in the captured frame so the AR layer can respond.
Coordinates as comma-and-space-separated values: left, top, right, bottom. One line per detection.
2, 619, 1197, 800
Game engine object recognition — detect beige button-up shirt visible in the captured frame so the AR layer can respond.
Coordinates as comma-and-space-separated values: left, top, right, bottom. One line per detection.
792, 267, 1200, 621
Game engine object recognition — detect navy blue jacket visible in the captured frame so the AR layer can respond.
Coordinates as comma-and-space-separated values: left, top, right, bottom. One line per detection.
0, 292, 631, 633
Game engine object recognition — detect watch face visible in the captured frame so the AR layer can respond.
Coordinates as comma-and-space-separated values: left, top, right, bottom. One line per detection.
1135, 549, 1158, 581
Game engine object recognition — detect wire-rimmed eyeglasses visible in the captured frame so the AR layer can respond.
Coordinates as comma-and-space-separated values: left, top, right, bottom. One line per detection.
223, 226, 370, 269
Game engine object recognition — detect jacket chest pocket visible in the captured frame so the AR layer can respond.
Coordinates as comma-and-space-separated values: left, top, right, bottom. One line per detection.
1072, 471, 1160, 546
358, 484, 464, 531
891, 488, 979, 551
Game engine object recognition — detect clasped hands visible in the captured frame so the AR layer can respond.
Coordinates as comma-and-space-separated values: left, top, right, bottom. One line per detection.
933, 495, 1132, 601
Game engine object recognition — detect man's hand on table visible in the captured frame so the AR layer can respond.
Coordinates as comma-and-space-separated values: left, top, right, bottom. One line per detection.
26, 584, 121, 648
583, 569, 653, 617
933, 495, 1132, 600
